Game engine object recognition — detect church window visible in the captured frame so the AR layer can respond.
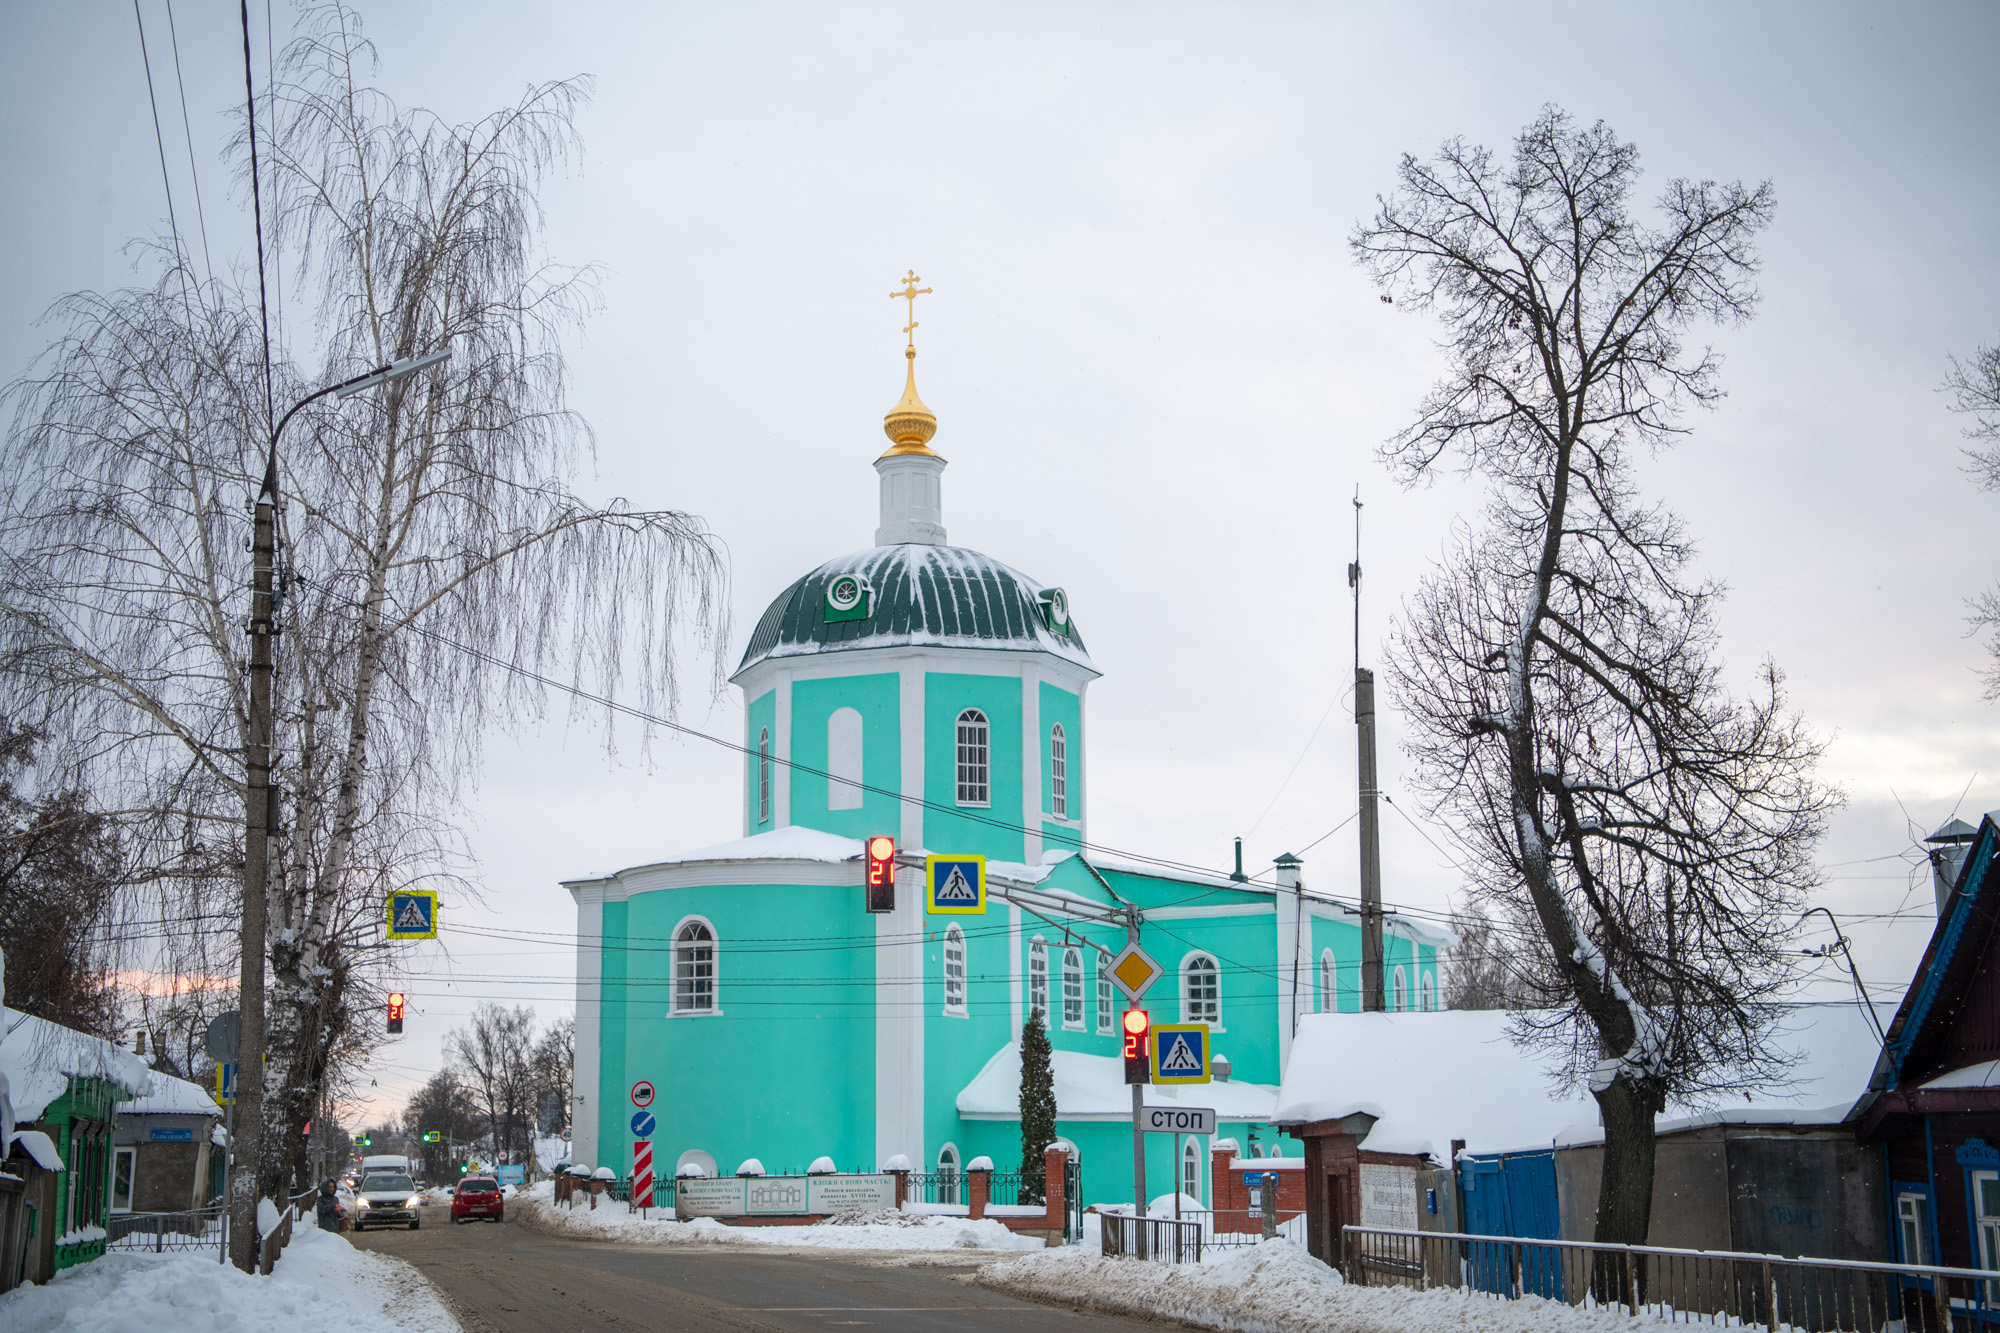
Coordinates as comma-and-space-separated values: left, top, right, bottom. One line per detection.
827, 707, 863, 810
1097, 955, 1113, 1033
1319, 949, 1336, 1013
943, 925, 967, 1015
1181, 1138, 1202, 1202
757, 727, 771, 824
1050, 724, 1068, 819
1062, 947, 1084, 1030
937, 1144, 960, 1205
674, 919, 717, 1014
1029, 938, 1048, 1019
1183, 953, 1219, 1025
956, 709, 990, 807
1421, 970, 1436, 1012
1393, 965, 1407, 1012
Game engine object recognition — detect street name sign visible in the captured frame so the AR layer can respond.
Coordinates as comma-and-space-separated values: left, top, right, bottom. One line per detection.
386, 889, 438, 940
1141, 1105, 1218, 1135
1151, 1023, 1212, 1084
1108, 943, 1162, 1000
925, 854, 986, 915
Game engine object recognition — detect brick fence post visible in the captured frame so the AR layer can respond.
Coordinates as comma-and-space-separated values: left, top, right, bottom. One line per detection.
968, 1168, 991, 1220
889, 1169, 909, 1210
1043, 1145, 1067, 1235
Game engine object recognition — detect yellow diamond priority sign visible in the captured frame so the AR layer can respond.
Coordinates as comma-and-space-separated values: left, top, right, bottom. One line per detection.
1108, 943, 1162, 1000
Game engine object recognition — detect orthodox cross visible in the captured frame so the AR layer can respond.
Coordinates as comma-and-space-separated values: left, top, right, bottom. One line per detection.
891, 270, 932, 349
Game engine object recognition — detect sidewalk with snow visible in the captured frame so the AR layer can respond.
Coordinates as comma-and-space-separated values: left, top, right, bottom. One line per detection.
513, 1181, 1045, 1251
0, 1220, 458, 1333
975, 1237, 1670, 1333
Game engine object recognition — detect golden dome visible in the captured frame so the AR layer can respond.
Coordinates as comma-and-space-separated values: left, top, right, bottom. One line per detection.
881, 346, 939, 456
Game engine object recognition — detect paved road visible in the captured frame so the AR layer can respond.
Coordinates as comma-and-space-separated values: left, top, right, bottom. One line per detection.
350, 1204, 1150, 1333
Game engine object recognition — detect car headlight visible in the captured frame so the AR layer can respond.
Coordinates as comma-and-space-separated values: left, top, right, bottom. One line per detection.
407, 1196, 422, 1208
356, 1198, 369, 1208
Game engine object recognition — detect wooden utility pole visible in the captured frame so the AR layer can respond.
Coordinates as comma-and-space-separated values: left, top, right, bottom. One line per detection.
1350, 491, 1384, 1011
230, 477, 274, 1272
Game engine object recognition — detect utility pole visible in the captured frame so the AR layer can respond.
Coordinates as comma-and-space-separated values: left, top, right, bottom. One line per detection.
1126, 906, 1148, 1261
1350, 490, 1384, 1012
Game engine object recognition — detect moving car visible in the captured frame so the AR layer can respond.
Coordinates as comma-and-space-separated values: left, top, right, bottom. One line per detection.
451, 1175, 505, 1224
353, 1172, 423, 1230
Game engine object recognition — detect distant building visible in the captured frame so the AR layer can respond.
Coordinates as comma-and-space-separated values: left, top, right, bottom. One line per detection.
113, 1070, 224, 1215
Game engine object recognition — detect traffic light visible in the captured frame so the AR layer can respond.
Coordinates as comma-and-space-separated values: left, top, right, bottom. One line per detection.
1122, 1007, 1151, 1085
358, 1135, 372, 1148
387, 992, 406, 1035
865, 836, 896, 914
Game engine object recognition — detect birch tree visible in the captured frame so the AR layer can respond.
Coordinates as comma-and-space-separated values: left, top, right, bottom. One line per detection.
1356, 107, 1837, 1253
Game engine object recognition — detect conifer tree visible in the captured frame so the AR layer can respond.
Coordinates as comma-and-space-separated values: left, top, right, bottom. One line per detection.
1017, 1010, 1057, 1205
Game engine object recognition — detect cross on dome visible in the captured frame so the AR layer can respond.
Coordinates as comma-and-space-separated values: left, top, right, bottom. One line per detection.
881, 268, 939, 457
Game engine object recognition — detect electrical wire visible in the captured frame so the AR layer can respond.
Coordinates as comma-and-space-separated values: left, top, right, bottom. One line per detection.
163, 0, 214, 288
131, 0, 198, 331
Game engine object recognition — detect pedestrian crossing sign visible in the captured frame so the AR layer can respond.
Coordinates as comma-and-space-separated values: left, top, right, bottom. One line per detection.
1151, 1024, 1211, 1084
925, 855, 986, 915
386, 889, 439, 940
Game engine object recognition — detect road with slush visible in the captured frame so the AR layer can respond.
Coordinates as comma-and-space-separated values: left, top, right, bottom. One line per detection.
350, 1201, 1147, 1333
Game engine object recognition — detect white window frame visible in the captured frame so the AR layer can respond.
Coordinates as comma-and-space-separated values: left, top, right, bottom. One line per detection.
1898, 1190, 1931, 1266
937, 1143, 960, 1205
1319, 949, 1335, 1013
1028, 937, 1049, 1019
757, 726, 771, 824
1097, 954, 1113, 1034
1050, 723, 1068, 819
112, 1144, 136, 1213
1393, 965, 1407, 1012
827, 706, 864, 810
672, 916, 720, 1015
1062, 946, 1085, 1030
1421, 970, 1436, 1012
1181, 1137, 1203, 1203
943, 924, 967, 1016
1976, 1171, 2000, 1292
1182, 952, 1220, 1027
956, 708, 990, 807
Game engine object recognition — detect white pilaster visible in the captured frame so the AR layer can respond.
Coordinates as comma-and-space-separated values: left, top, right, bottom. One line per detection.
1020, 664, 1043, 866
899, 662, 925, 852
874, 453, 947, 546
570, 885, 604, 1169
875, 862, 926, 1171
1274, 861, 1303, 1074
1009, 901, 1024, 1036
775, 676, 793, 829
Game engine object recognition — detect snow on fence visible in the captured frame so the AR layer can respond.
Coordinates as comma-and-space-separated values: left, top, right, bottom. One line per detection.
1100, 1213, 1204, 1264
108, 1204, 225, 1254
1342, 1225, 2000, 1331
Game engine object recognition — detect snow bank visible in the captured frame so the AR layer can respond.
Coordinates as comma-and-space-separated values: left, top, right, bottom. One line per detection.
0, 1223, 456, 1333
975, 1237, 1659, 1333
512, 1183, 1042, 1252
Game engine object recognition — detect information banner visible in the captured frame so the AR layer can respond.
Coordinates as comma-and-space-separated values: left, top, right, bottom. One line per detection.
806, 1174, 895, 1213
675, 1177, 746, 1218
672, 1173, 897, 1218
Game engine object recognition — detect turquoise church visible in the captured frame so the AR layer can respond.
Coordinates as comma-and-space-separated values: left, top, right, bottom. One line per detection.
565, 309, 1443, 1209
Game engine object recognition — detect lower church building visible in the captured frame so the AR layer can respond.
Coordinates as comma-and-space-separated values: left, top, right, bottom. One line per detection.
565, 308, 1442, 1209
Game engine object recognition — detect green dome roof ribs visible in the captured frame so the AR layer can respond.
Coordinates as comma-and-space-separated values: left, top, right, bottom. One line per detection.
733, 544, 1096, 679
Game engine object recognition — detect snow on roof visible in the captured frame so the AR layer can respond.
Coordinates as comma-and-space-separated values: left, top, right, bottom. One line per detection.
12, 1129, 62, 1171
1921, 1058, 2000, 1090
0, 1007, 153, 1131
957, 1041, 1278, 1121
119, 1071, 222, 1118
654, 825, 863, 866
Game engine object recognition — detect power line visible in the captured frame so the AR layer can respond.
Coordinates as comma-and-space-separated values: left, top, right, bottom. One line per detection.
163, 0, 215, 288
238, 0, 275, 434
131, 0, 198, 330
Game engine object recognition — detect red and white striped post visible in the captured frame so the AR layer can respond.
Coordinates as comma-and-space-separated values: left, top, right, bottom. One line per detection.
633, 1139, 655, 1215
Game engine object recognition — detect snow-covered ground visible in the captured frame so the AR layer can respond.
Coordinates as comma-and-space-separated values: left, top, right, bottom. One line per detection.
513, 1182, 1044, 1251
0, 1220, 458, 1333
975, 1237, 1664, 1333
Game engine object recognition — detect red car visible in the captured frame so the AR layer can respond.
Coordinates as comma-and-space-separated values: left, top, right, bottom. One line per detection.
451, 1176, 505, 1224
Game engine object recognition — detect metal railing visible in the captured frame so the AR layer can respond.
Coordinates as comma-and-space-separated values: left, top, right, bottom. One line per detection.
108, 1205, 225, 1252
904, 1171, 1032, 1207
1101, 1212, 1203, 1265
1184, 1208, 1307, 1248
1342, 1225, 2000, 1331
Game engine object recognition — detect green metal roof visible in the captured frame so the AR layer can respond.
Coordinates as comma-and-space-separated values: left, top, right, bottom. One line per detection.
734, 544, 1095, 678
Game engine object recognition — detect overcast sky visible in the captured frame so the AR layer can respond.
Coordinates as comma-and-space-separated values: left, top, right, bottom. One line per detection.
5, 1, 1997, 1125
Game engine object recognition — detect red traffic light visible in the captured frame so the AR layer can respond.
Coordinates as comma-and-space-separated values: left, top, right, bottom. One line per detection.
1122, 1007, 1151, 1085
387, 991, 406, 1035
866, 836, 896, 914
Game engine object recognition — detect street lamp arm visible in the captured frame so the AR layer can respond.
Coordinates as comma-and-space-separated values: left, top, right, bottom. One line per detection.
261, 349, 453, 502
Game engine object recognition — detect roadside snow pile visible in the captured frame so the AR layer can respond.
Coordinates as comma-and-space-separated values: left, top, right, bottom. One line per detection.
0, 1223, 456, 1333
513, 1184, 1041, 1252
976, 1238, 1658, 1333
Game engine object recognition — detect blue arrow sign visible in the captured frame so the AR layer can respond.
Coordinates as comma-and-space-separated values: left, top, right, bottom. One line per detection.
630, 1110, 656, 1138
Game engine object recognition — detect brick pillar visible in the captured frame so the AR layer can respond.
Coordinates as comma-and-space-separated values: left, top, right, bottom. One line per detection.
1043, 1145, 1067, 1233
968, 1168, 991, 1220
889, 1169, 909, 1209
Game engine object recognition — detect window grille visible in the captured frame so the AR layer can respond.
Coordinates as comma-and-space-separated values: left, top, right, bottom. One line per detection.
1050, 724, 1067, 819
956, 709, 990, 807
1184, 955, 1219, 1024
1062, 947, 1084, 1029
944, 925, 967, 1014
1029, 939, 1048, 1018
675, 921, 717, 1013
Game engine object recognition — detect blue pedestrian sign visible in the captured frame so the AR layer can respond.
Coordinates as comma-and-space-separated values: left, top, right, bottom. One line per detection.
386, 889, 438, 940
630, 1110, 656, 1138
1152, 1023, 1211, 1084
925, 855, 986, 915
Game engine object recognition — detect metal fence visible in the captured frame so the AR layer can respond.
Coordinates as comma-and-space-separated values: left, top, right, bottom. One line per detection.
1179, 1207, 1308, 1249
1101, 1212, 1203, 1264
109, 1206, 225, 1253
1342, 1225, 2000, 1331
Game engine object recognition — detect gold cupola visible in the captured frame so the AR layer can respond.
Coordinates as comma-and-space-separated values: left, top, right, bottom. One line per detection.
881, 270, 940, 458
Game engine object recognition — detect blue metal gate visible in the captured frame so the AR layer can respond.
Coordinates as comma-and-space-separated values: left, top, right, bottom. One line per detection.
1460, 1150, 1563, 1298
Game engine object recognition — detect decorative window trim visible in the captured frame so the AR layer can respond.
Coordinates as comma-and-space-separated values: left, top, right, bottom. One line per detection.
827, 707, 864, 811
1097, 954, 1114, 1034
1181, 1136, 1204, 1203
943, 924, 968, 1017
956, 709, 991, 807
1028, 936, 1049, 1019
1319, 948, 1336, 1014
1061, 946, 1085, 1031
1393, 964, 1408, 1013
1421, 970, 1436, 1012
937, 1143, 961, 1205
1050, 723, 1068, 819
672, 915, 720, 1015
757, 727, 771, 825
1181, 951, 1221, 1028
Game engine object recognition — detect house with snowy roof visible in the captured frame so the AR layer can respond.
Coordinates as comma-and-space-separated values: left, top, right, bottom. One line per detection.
0, 996, 154, 1290
563, 329, 1444, 1214
113, 1068, 224, 1216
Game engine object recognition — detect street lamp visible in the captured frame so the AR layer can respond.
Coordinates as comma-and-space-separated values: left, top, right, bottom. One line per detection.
229, 346, 450, 1273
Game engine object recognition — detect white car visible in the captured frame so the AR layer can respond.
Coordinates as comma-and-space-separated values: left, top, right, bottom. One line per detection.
353, 1172, 423, 1231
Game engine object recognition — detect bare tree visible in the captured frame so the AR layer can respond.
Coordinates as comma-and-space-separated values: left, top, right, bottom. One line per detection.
1443, 906, 1534, 1011
1355, 107, 1838, 1252
1948, 337, 2000, 693
0, 0, 723, 1241
405, 1068, 481, 1181
448, 1002, 537, 1167
528, 1015, 574, 1138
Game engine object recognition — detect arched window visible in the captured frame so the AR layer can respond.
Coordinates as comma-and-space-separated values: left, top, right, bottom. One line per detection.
827, 707, 863, 810
1393, 965, 1407, 1013
937, 1144, 960, 1205
1097, 955, 1113, 1033
1183, 953, 1219, 1025
956, 709, 990, 807
1029, 938, 1048, 1019
1062, 947, 1084, 1030
1181, 1138, 1202, 1202
675, 919, 717, 1013
1050, 724, 1068, 819
943, 924, 967, 1015
1422, 970, 1436, 1012
1319, 949, 1336, 1013
757, 727, 771, 825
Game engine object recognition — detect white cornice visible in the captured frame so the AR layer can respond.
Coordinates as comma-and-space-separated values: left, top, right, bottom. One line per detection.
733, 644, 1099, 698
